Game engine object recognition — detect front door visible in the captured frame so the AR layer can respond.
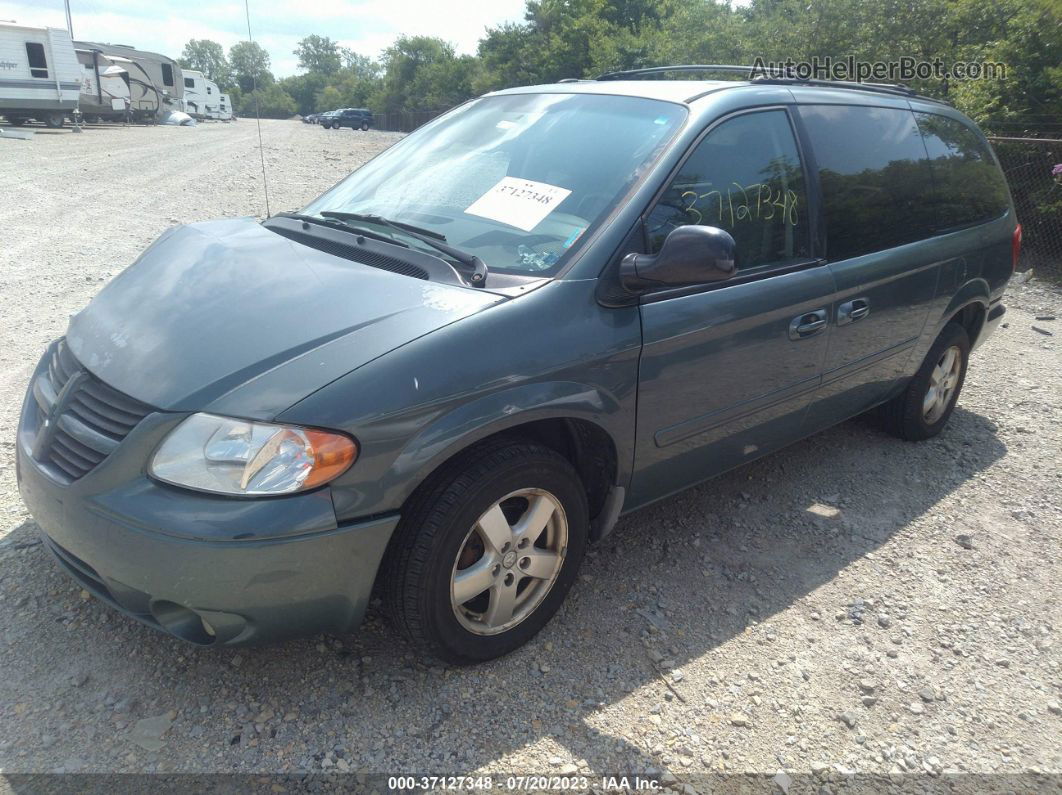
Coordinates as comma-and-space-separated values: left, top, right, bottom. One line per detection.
629, 108, 835, 508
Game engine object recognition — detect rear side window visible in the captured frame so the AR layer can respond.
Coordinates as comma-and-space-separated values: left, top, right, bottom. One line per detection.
800, 105, 934, 261
914, 112, 1010, 229
161, 63, 174, 87
646, 109, 811, 272
26, 42, 48, 78
184, 77, 194, 88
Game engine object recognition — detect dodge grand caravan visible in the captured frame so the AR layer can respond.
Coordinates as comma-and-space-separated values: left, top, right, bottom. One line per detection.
17, 67, 1017, 663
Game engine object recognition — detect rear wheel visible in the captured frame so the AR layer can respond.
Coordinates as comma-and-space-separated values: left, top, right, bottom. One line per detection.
879, 322, 970, 440
382, 439, 588, 664
6, 115, 27, 126
360, 122, 369, 131
44, 112, 65, 129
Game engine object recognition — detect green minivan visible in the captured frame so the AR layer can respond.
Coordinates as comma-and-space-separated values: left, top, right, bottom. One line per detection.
17, 67, 1017, 663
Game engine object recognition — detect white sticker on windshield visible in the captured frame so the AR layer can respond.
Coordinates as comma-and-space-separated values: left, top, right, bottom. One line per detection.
464, 177, 572, 232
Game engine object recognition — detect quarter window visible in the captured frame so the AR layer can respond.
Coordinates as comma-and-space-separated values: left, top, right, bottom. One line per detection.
184, 77, 194, 88
26, 42, 48, 78
800, 105, 935, 261
161, 63, 174, 87
914, 112, 1010, 229
646, 110, 810, 272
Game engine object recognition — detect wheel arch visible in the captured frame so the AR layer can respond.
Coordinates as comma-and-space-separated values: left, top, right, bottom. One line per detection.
935, 277, 990, 347
387, 383, 629, 534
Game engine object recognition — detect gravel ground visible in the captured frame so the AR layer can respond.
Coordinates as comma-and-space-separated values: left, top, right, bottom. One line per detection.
0, 120, 1060, 784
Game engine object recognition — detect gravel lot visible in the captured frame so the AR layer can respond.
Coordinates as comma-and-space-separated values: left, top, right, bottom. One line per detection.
0, 120, 1059, 784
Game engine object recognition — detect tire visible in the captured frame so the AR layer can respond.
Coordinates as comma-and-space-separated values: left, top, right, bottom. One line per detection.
7, 116, 27, 126
360, 122, 369, 131
44, 112, 65, 129
382, 438, 589, 664
879, 322, 970, 441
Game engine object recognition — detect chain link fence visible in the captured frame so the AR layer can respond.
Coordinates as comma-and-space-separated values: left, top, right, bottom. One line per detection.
989, 135, 1062, 280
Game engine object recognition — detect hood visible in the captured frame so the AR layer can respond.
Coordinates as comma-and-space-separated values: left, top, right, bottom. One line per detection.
67, 218, 502, 418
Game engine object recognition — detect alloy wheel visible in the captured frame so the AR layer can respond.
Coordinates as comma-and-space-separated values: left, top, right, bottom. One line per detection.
450, 488, 567, 635
923, 344, 962, 423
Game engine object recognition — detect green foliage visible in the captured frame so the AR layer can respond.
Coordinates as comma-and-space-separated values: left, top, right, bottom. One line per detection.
189, 0, 1060, 127
179, 39, 232, 90
228, 41, 273, 94
238, 82, 296, 118
295, 35, 343, 75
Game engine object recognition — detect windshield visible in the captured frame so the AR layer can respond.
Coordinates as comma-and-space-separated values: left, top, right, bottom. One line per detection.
302, 93, 686, 278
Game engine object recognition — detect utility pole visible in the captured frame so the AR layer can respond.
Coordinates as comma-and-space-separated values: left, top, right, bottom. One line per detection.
64, 0, 74, 38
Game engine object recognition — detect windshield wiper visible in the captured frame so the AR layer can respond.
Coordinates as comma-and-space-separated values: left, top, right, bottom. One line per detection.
320, 210, 488, 287
273, 212, 407, 247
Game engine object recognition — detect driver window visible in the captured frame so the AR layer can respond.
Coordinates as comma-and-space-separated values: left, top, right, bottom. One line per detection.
646, 109, 811, 272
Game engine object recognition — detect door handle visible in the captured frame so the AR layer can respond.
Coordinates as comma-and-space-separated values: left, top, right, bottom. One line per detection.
789, 309, 828, 340
837, 298, 870, 326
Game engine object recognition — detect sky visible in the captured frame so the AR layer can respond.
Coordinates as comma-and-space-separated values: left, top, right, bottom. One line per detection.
0, 0, 529, 76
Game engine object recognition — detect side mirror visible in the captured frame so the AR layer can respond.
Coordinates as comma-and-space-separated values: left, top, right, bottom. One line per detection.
620, 225, 736, 293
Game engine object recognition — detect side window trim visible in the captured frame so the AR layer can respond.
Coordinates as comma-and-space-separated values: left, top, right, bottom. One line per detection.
637, 105, 825, 301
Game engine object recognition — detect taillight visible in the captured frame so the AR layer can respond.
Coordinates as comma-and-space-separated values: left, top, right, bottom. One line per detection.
1012, 223, 1022, 272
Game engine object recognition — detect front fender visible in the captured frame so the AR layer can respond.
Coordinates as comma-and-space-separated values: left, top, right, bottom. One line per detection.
323, 380, 631, 521
392, 379, 625, 496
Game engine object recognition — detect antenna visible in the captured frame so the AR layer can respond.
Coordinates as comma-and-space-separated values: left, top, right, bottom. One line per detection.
243, 0, 271, 217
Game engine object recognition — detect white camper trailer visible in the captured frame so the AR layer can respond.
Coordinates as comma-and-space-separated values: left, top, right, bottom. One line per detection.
74, 41, 184, 121
217, 93, 232, 121
76, 48, 132, 122
0, 23, 80, 128
181, 69, 223, 119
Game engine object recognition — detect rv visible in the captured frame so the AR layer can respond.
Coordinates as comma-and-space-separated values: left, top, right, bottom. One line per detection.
181, 69, 222, 119
0, 23, 80, 128
217, 93, 232, 121
74, 41, 183, 121
76, 48, 132, 122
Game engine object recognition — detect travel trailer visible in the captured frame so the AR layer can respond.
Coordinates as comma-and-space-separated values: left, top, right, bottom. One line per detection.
217, 93, 232, 121
76, 47, 132, 121
0, 23, 80, 128
181, 69, 222, 119
74, 41, 183, 120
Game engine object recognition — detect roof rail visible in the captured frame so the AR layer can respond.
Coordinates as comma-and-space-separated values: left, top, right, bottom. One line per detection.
595, 64, 949, 104
597, 65, 770, 80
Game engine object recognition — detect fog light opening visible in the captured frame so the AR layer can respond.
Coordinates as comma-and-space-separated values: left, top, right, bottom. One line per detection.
150, 600, 217, 646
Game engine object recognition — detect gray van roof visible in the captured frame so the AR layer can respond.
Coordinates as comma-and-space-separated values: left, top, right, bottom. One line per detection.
493, 78, 951, 109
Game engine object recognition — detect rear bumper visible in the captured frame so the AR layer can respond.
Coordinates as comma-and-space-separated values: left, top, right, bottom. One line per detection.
16, 345, 398, 647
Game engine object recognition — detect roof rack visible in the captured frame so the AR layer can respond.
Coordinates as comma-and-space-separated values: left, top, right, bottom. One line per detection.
595, 64, 945, 103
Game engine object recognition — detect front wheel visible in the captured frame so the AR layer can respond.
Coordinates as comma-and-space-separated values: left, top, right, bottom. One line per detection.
44, 112, 66, 129
360, 122, 369, 131
382, 439, 588, 664
879, 322, 970, 440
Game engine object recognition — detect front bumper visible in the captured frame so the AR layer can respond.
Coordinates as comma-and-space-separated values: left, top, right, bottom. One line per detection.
16, 344, 398, 647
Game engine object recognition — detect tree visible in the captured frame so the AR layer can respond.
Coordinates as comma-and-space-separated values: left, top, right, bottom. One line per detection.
295, 34, 343, 75
377, 36, 459, 112
179, 39, 232, 89
229, 41, 273, 93
238, 83, 296, 118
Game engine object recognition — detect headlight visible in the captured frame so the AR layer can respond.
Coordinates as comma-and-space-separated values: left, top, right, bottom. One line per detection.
150, 413, 357, 496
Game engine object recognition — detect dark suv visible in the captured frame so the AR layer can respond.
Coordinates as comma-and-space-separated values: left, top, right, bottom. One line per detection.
17, 67, 1017, 663
323, 107, 373, 131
